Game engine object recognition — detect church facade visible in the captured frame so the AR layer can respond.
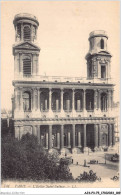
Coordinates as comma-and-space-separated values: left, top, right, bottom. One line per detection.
12, 13, 115, 153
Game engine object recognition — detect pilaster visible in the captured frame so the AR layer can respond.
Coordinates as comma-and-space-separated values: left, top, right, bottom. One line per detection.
72, 124, 75, 148
60, 125, 64, 149
48, 125, 52, 150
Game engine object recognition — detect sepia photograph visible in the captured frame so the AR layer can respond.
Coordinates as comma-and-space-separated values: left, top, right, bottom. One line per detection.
1, 0, 120, 193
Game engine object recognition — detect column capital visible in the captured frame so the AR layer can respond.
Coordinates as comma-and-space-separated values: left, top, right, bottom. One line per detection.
14, 87, 19, 92
61, 88, 64, 93
33, 87, 37, 91
98, 89, 102, 93
49, 88, 53, 94
94, 89, 98, 92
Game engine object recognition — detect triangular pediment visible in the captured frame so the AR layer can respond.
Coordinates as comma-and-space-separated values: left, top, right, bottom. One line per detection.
13, 42, 40, 52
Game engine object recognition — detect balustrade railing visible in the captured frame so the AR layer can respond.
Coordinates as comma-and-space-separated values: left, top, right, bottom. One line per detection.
86, 109, 94, 112
52, 110, 61, 112
75, 109, 83, 112
14, 74, 113, 84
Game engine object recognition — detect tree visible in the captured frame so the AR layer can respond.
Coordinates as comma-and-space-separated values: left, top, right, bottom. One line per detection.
1, 133, 73, 181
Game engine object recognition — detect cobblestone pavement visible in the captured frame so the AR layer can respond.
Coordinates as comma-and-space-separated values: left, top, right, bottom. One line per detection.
68, 150, 119, 181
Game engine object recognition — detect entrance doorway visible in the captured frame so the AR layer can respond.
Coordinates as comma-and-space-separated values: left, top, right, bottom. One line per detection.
101, 133, 108, 146
86, 124, 94, 149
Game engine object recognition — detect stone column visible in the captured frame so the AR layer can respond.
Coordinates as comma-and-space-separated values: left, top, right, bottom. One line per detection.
37, 89, 40, 111
45, 99, 48, 111
33, 126, 37, 136
46, 131, 48, 149
108, 90, 111, 111
61, 89, 64, 112
77, 100, 81, 111
20, 89, 23, 111
15, 88, 18, 110
83, 89, 86, 112
98, 124, 101, 147
78, 131, 81, 147
37, 125, 40, 144
36, 54, 39, 75
19, 126, 23, 140
66, 99, 70, 111
32, 89, 35, 110
32, 54, 34, 75
49, 89, 52, 112
15, 25, 17, 41
112, 124, 115, 146
72, 89, 75, 112
57, 132, 60, 148
14, 126, 20, 139
94, 124, 98, 148
72, 124, 75, 148
67, 131, 71, 148
56, 99, 59, 111
83, 124, 86, 148
60, 125, 64, 149
48, 125, 52, 150
108, 124, 112, 146
19, 53, 23, 76
21, 23, 23, 42
111, 90, 114, 110
17, 89, 21, 110
94, 90, 98, 110
98, 90, 101, 111
31, 24, 33, 42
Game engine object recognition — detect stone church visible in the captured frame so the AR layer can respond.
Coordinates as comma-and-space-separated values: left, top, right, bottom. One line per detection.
12, 13, 115, 153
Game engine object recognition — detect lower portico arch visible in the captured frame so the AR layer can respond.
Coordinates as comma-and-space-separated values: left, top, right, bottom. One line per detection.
86, 124, 95, 149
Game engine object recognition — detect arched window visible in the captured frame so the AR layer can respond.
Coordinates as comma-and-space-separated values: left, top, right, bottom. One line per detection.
75, 92, 83, 111
100, 39, 104, 49
86, 90, 94, 111
52, 92, 60, 111
101, 93, 107, 111
63, 92, 72, 111
23, 25, 31, 41
23, 55, 31, 76
23, 91, 31, 111
40, 92, 49, 111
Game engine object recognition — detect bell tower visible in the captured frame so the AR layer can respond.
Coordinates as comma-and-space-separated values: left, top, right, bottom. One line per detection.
85, 30, 112, 80
13, 13, 40, 78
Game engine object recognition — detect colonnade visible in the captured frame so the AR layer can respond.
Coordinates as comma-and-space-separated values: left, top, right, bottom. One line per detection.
14, 87, 114, 112
30, 123, 115, 150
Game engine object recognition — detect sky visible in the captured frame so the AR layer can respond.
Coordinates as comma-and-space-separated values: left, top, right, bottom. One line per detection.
1, 1, 120, 110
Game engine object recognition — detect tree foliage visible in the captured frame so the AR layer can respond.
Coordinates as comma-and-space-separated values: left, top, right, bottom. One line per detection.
1, 133, 73, 181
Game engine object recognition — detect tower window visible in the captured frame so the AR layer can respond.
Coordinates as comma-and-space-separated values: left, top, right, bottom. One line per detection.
101, 66, 106, 78
100, 39, 104, 49
24, 26, 31, 41
23, 56, 31, 76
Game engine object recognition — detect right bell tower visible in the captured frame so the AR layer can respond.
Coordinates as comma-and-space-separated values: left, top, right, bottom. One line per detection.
85, 30, 112, 80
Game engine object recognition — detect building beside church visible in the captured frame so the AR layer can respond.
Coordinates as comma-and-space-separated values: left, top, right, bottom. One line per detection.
12, 13, 115, 153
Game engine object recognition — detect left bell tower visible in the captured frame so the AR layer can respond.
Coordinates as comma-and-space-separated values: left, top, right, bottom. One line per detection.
13, 13, 40, 79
